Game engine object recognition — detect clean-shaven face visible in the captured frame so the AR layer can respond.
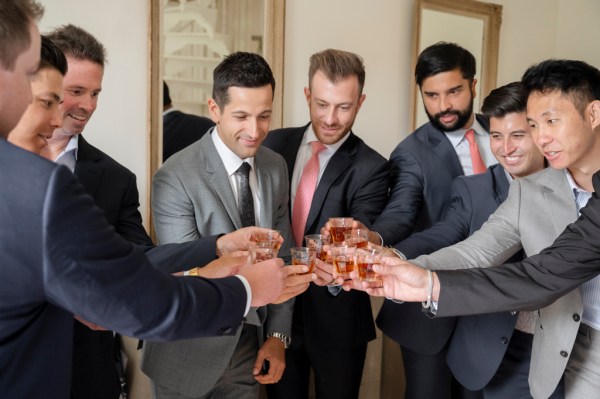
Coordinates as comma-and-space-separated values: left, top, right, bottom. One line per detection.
8, 67, 64, 153
59, 57, 103, 135
489, 112, 545, 178
208, 85, 273, 159
527, 90, 600, 172
304, 70, 366, 145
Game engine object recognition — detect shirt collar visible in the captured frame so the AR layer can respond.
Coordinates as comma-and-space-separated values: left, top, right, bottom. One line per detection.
64, 134, 79, 160
564, 168, 590, 195
444, 117, 486, 148
211, 127, 255, 176
303, 123, 351, 153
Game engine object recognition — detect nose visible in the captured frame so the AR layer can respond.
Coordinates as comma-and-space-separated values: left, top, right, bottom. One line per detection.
439, 94, 452, 112
247, 118, 260, 139
324, 107, 337, 125
534, 125, 551, 149
79, 95, 96, 113
50, 106, 63, 129
504, 137, 517, 154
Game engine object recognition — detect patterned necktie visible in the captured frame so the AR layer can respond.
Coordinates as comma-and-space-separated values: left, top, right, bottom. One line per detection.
237, 162, 255, 227
56, 149, 77, 172
464, 129, 487, 174
292, 141, 327, 246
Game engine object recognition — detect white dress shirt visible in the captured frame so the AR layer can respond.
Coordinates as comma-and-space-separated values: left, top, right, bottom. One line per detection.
444, 118, 496, 176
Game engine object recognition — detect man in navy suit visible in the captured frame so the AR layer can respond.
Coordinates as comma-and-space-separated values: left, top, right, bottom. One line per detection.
263, 49, 390, 399
0, 4, 293, 398
377, 82, 548, 398
370, 42, 496, 399
162, 80, 214, 161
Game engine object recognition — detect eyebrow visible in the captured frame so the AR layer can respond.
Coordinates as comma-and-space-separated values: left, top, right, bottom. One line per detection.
423, 84, 463, 95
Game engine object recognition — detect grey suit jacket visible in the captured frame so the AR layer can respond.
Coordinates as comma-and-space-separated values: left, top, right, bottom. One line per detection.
142, 131, 294, 396
413, 167, 582, 399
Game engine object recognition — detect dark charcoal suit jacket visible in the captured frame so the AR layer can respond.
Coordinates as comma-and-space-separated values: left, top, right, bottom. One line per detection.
71, 135, 224, 398
0, 139, 246, 399
263, 124, 390, 351
163, 110, 214, 161
371, 115, 490, 355
378, 164, 523, 390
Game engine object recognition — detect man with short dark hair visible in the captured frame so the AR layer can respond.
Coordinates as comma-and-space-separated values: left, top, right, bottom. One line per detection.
372, 42, 495, 399
162, 80, 214, 161
264, 48, 390, 399
146, 52, 301, 399
365, 59, 600, 398
0, 2, 290, 397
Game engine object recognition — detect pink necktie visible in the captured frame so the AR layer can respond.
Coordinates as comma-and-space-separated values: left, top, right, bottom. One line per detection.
464, 129, 487, 174
292, 141, 327, 246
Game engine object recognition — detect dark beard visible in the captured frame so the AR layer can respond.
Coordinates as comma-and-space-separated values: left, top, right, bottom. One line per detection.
425, 98, 474, 132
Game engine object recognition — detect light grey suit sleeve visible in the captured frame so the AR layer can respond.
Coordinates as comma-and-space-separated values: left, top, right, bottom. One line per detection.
412, 180, 524, 270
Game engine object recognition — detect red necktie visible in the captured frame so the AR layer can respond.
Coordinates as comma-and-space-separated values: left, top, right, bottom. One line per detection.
292, 141, 327, 246
465, 129, 486, 174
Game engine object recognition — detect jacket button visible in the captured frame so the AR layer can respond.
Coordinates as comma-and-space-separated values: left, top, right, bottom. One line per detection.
560, 350, 569, 358
218, 327, 232, 335
511, 311, 517, 316
573, 314, 581, 322
501, 337, 508, 345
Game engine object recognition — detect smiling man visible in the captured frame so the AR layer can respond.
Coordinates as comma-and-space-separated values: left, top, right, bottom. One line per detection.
263, 48, 390, 399
371, 59, 600, 398
369, 42, 495, 399
146, 52, 298, 399
377, 82, 549, 398
8, 35, 66, 154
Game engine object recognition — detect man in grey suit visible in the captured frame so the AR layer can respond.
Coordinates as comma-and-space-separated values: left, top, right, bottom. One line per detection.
144, 52, 299, 399
355, 60, 600, 398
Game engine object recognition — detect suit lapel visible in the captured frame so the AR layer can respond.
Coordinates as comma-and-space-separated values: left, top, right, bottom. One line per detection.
200, 134, 242, 228
304, 133, 358, 234
429, 128, 464, 177
538, 168, 578, 236
74, 135, 103, 197
491, 164, 510, 204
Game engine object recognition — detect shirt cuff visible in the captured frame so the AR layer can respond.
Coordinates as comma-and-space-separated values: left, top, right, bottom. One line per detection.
327, 285, 343, 296
234, 275, 252, 316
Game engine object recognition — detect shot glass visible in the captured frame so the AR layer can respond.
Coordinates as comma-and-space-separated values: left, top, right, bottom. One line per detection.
330, 243, 357, 278
356, 248, 383, 284
290, 246, 315, 274
249, 241, 278, 264
250, 229, 282, 251
305, 234, 330, 262
328, 217, 354, 243
343, 228, 370, 249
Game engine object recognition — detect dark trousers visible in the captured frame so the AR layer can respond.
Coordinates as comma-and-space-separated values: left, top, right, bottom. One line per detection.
484, 330, 564, 399
401, 345, 483, 399
267, 343, 367, 399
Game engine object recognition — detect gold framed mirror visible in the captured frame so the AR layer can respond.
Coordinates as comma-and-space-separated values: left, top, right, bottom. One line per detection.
410, 0, 502, 130
147, 0, 285, 231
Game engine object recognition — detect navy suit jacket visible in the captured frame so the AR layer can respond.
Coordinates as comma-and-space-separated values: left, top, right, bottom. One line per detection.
162, 110, 214, 161
263, 125, 390, 350
378, 164, 524, 389
0, 139, 246, 399
72, 136, 224, 398
372, 115, 490, 355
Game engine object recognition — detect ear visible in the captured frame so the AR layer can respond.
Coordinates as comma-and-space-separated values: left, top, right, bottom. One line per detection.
304, 87, 311, 106
589, 100, 600, 130
471, 78, 478, 99
356, 93, 366, 112
207, 98, 220, 124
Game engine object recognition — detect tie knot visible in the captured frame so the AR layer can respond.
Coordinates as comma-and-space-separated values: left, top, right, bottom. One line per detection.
237, 162, 251, 177
311, 140, 327, 154
464, 129, 476, 144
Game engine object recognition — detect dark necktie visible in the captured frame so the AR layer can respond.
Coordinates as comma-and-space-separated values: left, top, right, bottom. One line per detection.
237, 162, 255, 227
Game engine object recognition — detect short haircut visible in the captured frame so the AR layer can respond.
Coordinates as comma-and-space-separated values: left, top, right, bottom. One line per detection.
46, 24, 106, 67
163, 81, 172, 107
39, 35, 67, 76
308, 49, 366, 94
521, 59, 600, 116
212, 52, 275, 108
481, 82, 527, 119
415, 42, 476, 87
0, 0, 44, 70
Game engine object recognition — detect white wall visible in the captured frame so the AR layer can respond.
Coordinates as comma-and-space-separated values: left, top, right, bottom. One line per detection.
39, 0, 151, 224
37, 0, 600, 224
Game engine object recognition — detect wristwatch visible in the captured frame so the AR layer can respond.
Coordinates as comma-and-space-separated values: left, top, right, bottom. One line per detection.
267, 332, 291, 349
